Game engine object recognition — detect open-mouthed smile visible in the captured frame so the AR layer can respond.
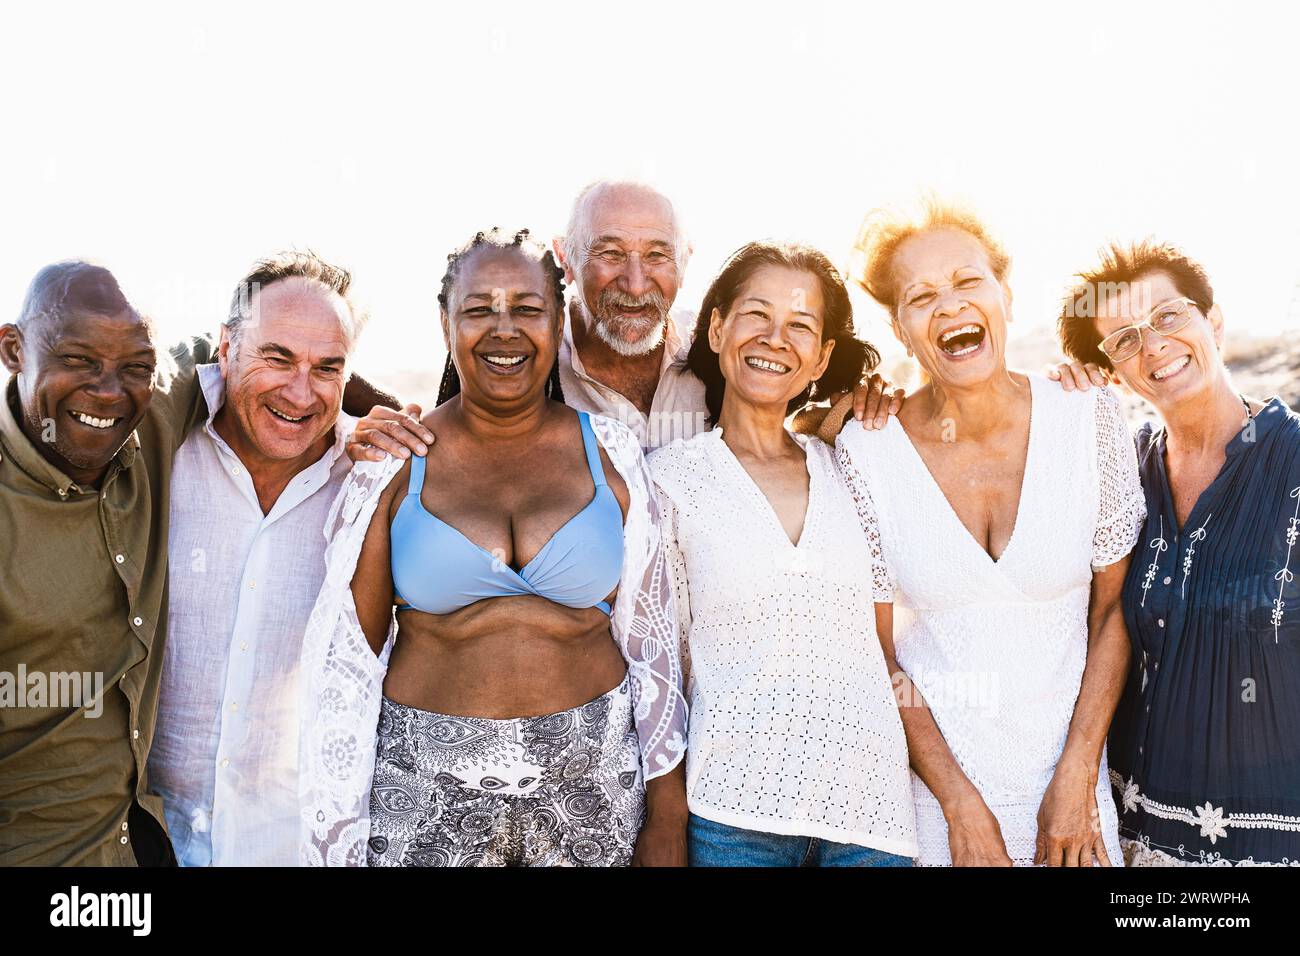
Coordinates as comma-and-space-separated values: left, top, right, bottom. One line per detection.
265, 404, 315, 425
479, 352, 530, 374
67, 409, 123, 430
1150, 354, 1190, 382
744, 356, 792, 375
935, 322, 986, 358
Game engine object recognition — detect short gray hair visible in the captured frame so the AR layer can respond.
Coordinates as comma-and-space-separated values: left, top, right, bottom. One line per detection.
226, 250, 367, 350
16, 260, 138, 332
562, 180, 689, 275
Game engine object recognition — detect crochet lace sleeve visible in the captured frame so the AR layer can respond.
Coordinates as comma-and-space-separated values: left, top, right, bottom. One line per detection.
591, 415, 688, 781
655, 485, 694, 699
835, 440, 896, 603
1092, 386, 1146, 568
298, 455, 404, 866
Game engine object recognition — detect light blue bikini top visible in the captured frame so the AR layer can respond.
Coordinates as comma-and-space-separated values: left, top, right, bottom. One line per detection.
391, 411, 623, 616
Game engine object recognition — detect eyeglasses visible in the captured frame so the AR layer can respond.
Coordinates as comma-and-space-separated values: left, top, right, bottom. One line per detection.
1097, 297, 1199, 363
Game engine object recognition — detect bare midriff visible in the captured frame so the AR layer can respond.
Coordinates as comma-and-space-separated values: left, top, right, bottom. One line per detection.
384, 593, 626, 719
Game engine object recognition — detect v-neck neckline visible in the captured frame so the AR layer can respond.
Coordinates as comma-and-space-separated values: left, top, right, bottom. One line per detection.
889, 374, 1038, 566
711, 427, 816, 550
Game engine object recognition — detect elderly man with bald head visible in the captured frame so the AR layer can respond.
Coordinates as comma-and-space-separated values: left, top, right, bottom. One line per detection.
0, 257, 398, 867
551, 180, 708, 450
0, 262, 212, 866
350, 180, 707, 456
350, 180, 898, 461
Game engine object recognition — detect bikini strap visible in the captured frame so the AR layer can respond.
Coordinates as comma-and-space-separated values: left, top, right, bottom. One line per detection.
578, 412, 606, 488
406, 454, 426, 497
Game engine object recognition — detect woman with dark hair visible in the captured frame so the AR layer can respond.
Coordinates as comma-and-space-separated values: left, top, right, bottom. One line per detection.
650, 241, 918, 866
296, 228, 687, 867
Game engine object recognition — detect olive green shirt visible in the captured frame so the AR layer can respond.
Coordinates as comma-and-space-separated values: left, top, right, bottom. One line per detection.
0, 337, 211, 865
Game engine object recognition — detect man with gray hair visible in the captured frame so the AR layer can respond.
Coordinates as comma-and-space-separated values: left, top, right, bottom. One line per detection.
348, 180, 706, 456
1, 256, 398, 866
348, 181, 898, 461
147, 251, 382, 866
549, 180, 707, 450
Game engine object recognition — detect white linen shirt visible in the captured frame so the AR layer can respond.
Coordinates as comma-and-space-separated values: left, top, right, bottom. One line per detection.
148, 363, 355, 866
558, 306, 709, 452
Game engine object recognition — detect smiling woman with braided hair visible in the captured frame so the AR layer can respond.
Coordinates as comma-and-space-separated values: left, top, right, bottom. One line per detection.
298, 228, 688, 867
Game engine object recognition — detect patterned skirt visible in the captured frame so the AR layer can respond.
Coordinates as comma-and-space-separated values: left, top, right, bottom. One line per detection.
367, 674, 644, 867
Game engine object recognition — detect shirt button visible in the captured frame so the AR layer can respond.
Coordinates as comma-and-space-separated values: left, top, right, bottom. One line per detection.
115, 554, 125, 564
1163, 576, 1172, 585
249, 580, 256, 589
133, 729, 140, 740
230, 702, 238, 711
133, 616, 143, 627
58, 488, 68, 498
120, 836, 129, 845
221, 758, 230, 768
121, 821, 129, 831
232, 466, 241, 476
1157, 618, 1165, 628
240, 642, 248, 652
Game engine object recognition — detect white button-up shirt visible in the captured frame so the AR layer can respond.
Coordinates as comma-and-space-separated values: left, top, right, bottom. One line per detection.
557, 306, 710, 452
149, 363, 355, 866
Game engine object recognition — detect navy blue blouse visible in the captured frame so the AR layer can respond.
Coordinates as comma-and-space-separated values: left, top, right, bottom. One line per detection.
1109, 398, 1300, 865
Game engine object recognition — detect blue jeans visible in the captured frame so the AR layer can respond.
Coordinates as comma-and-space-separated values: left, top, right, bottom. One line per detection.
688, 813, 914, 867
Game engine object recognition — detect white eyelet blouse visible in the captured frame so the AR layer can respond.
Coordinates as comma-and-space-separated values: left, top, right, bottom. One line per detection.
650, 427, 918, 856
836, 376, 1145, 866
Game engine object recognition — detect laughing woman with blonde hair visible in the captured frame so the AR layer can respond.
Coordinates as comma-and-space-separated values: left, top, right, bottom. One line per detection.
823, 198, 1146, 866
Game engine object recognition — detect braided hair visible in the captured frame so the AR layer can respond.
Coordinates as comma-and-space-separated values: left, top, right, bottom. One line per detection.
436, 227, 567, 406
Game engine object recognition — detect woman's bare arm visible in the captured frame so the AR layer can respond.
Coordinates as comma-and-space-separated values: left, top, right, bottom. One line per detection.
350, 461, 408, 655
1035, 556, 1132, 866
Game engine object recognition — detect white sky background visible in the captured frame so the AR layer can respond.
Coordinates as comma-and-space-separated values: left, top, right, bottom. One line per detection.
3, 0, 1298, 385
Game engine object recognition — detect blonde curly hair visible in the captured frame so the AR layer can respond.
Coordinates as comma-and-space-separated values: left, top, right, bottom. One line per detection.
848, 194, 1011, 316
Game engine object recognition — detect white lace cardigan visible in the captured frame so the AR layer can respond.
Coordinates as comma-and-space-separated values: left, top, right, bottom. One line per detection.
296, 413, 688, 866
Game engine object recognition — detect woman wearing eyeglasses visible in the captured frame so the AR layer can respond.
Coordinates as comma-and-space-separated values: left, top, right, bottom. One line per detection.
1052, 240, 1300, 867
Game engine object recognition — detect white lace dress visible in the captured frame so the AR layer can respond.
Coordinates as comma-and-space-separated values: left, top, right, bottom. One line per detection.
651, 428, 918, 856
296, 413, 688, 866
836, 376, 1144, 866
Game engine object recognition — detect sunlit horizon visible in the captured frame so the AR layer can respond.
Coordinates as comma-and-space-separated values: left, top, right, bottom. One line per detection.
4, 0, 1298, 388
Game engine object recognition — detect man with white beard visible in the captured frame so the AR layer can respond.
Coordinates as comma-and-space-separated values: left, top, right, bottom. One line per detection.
349, 180, 705, 456
346, 180, 899, 460
549, 180, 707, 450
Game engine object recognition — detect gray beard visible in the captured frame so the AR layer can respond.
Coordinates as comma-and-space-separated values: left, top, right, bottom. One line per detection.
576, 296, 668, 358
592, 312, 666, 357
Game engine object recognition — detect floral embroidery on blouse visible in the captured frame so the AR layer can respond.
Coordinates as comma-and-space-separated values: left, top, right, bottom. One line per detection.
1109, 769, 1300, 849
1274, 486, 1300, 642
1140, 515, 1168, 608
1181, 513, 1212, 600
